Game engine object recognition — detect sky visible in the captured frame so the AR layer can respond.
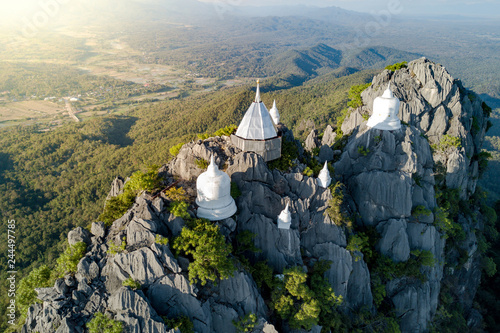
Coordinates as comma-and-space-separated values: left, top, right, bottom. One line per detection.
199, 0, 500, 18
0, 0, 498, 25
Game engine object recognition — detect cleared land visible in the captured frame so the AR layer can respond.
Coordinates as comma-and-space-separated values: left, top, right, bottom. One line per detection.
0, 100, 64, 123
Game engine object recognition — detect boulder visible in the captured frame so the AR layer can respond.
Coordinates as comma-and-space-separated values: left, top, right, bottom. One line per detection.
126, 218, 156, 248
77, 256, 100, 282
321, 125, 337, 146
304, 129, 320, 152
91, 221, 106, 238
68, 227, 91, 246
341, 108, 366, 136
112, 247, 166, 285
226, 152, 274, 185
347, 253, 373, 309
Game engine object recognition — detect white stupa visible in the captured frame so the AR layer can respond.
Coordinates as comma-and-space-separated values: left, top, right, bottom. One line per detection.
196, 155, 237, 221
269, 100, 280, 125
277, 203, 292, 230
231, 81, 282, 162
366, 83, 401, 131
317, 161, 332, 189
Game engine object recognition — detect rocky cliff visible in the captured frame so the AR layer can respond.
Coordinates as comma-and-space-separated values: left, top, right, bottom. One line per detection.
21, 58, 490, 333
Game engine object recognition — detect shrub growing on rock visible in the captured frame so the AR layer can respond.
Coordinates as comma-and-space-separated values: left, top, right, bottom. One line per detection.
173, 219, 236, 285
55, 241, 87, 277
87, 312, 123, 333
385, 61, 408, 72
15, 265, 52, 319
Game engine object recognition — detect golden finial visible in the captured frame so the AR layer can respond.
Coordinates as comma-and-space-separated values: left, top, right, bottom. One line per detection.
257, 79, 260, 85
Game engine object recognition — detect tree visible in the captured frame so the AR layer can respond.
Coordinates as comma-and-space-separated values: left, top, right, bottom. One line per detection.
15, 265, 52, 318
271, 266, 342, 331
173, 219, 236, 285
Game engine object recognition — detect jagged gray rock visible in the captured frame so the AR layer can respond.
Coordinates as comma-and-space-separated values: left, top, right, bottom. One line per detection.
318, 144, 334, 163
111, 247, 166, 285
91, 221, 106, 238
361, 57, 488, 200
227, 152, 274, 185
376, 219, 410, 262
147, 274, 211, 332
106, 176, 125, 200
312, 242, 353, 300
341, 107, 366, 136
212, 271, 267, 317
109, 287, 166, 333
238, 212, 303, 273
321, 125, 337, 146
77, 256, 100, 282
68, 227, 91, 246
304, 129, 320, 152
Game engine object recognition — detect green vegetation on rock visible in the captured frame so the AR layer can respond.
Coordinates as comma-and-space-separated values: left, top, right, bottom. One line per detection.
271, 264, 343, 331
87, 312, 124, 333
122, 277, 141, 290
385, 61, 408, 72
173, 219, 236, 285
99, 166, 161, 225
233, 313, 258, 333
431, 135, 462, 152
163, 315, 194, 333
55, 241, 87, 277
108, 237, 127, 256
347, 83, 371, 109
15, 265, 52, 320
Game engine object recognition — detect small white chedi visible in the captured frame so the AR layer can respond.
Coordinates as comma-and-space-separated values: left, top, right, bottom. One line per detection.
277, 203, 292, 230
317, 161, 331, 189
366, 83, 402, 131
196, 155, 237, 221
269, 99, 280, 125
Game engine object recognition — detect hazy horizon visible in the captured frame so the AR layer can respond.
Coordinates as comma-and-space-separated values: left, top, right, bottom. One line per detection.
1, 0, 499, 25
199, 0, 500, 18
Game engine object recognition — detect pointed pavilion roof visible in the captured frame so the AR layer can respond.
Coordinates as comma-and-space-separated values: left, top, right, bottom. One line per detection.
235, 81, 277, 140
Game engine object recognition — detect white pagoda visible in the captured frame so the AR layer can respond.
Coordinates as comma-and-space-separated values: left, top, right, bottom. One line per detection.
196, 156, 237, 221
231, 81, 282, 162
269, 100, 280, 125
277, 203, 292, 230
366, 83, 401, 131
317, 161, 332, 189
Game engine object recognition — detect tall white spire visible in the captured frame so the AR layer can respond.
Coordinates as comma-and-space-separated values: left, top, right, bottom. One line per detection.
255, 80, 261, 103
277, 203, 292, 230
269, 99, 280, 125
207, 155, 217, 176
317, 161, 332, 189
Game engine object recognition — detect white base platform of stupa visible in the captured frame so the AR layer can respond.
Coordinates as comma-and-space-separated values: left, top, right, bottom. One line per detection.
196, 200, 237, 221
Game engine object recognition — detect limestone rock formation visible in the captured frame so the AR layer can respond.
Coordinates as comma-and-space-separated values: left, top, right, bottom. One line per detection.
22, 58, 490, 333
